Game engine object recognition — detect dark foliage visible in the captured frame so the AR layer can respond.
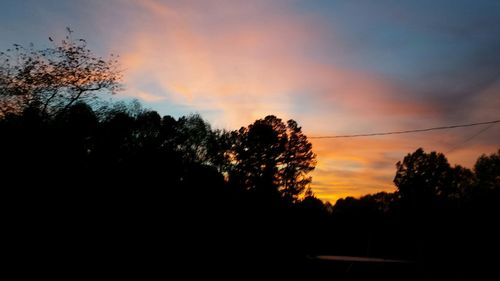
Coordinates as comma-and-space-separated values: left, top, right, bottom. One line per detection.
1, 35, 498, 280
3, 101, 498, 280
0, 101, 321, 279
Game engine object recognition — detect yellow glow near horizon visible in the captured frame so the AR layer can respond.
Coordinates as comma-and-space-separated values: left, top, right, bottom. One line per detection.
97, 0, 500, 203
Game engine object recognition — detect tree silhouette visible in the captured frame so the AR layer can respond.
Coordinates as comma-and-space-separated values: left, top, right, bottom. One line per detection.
281, 119, 317, 200
175, 114, 213, 164
4, 31, 500, 281
474, 149, 500, 192
394, 148, 454, 204
231, 115, 316, 201
0, 29, 121, 117
470, 149, 500, 211
233, 115, 287, 198
207, 129, 233, 174
449, 165, 475, 202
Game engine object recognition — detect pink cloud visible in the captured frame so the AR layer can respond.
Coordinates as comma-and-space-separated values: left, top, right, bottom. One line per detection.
134, 91, 168, 102
96, 0, 498, 203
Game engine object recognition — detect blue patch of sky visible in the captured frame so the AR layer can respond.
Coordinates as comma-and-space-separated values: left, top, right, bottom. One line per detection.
293, 0, 500, 85
0, 0, 129, 57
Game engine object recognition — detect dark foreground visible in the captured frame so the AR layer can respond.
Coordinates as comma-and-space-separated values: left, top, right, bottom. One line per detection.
6, 191, 497, 280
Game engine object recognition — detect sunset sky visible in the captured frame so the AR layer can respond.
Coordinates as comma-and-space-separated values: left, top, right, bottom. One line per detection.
2, 0, 499, 202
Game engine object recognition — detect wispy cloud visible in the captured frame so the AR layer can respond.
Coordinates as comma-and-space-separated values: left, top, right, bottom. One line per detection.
114, 0, 500, 202
2, 0, 498, 202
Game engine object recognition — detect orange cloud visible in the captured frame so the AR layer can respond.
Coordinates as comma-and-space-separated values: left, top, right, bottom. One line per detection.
135, 91, 167, 102
309, 123, 499, 203
103, 0, 499, 203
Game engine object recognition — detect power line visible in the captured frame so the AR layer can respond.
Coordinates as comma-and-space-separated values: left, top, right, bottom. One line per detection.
310, 119, 500, 139
447, 123, 497, 154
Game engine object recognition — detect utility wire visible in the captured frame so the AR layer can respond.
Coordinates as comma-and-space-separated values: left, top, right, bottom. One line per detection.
447, 123, 497, 154
310, 119, 500, 139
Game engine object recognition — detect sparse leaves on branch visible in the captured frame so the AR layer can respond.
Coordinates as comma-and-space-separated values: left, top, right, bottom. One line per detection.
0, 29, 121, 117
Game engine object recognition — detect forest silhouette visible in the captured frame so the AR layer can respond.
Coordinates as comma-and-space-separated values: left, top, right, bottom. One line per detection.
1, 33, 499, 280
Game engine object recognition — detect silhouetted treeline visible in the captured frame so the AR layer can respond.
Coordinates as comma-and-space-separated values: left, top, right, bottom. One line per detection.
2, 34, 499, 279
2, 100, 498, 279
0, 101, 321, 279
328, 148, 500, 279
